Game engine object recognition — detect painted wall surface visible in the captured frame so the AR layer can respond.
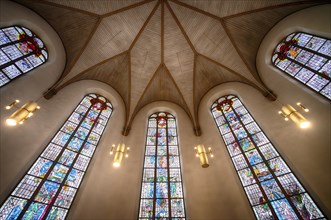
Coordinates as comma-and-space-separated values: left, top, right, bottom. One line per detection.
256, 4, 331, 217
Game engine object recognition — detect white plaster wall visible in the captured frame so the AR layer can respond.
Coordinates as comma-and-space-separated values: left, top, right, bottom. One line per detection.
256, 4, 331, 217
0, 0, 65, 104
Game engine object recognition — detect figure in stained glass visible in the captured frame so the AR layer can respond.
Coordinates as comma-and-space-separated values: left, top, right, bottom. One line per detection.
273, 32, 331, 100
139, 112, 185, 219
0, 94, 113, 219
211, 95, 325, 220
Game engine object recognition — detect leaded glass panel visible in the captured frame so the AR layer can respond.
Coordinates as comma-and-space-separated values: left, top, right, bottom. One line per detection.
211, 95, 325, 219
273, 32, 331, 100
0, 26, 48, 87
0, 94, 113, 219
139, 112, 186, 219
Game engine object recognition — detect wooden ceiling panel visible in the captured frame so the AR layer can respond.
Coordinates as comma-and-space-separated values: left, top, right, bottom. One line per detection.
133, 65, 191, 121
169, 1, 260, 84
130, 6, 162, 116
15, 0, 99, 79
60, 53, 130, 108
224, 3, 320, 81
45, 0, 144, 15
164, 6, 194, 115
63, 1, 157, 82
194, 55, 250, 115
176, 0, 300, 18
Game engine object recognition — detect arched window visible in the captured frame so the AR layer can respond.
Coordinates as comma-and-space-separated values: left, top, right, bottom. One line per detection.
139, 112, 186, 219
211, 95, 325, 220
0, 26, 48, 87
272, 32, 330, 100
0, 94, 112, 219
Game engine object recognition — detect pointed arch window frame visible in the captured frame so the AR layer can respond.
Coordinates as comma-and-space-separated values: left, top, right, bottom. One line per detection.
0, 25, 48, 87
272, 32, 331, 100
0, 93, 112, 219
138, 112, 186, 219
210, 94, 325, 220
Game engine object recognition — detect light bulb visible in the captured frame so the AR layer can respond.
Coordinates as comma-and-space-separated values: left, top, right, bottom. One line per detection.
304, 109, 309, 112
211, 154, 214, 158
208, 147, 211, 150
15, 100, 20, 103
195, 154, 199, 157
125, 154, 129, 158
36, 106, 41, 109
19, 121, 24, 125
113, 162, 120, 167
300, 121, 310, 129
109, 151, 113, 155
6, 118, 17, 126
5, 106, 11, 110
27, 112, 33, 118
284, 117, 289, 121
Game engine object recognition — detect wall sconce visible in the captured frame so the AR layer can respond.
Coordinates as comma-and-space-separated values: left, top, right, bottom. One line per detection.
278, 103, 310, 129
194, 144, 214, 168
110, 143, 130, 167
5, 100, 40, 126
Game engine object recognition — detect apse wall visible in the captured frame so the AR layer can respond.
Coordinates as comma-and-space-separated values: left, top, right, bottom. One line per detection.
0, 0, 65, 106
255, 4, 331, 216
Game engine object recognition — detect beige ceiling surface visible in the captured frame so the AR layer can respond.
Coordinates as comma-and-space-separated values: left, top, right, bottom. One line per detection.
14, 0, 327, 135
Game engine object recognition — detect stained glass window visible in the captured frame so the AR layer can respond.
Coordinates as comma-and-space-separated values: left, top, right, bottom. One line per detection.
139, 112, 186, 219
272, 32, 331, 100
0, 26, 48, 87
211, 95, 325, 220
0, 94, 112, 220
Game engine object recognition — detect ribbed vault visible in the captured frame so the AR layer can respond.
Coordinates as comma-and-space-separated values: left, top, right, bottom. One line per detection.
14, 0, 328, 135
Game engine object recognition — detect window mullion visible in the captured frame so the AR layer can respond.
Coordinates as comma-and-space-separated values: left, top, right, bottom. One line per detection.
16, 102, 94, 219
230, 105, 304, 220
219, 106, 279, 219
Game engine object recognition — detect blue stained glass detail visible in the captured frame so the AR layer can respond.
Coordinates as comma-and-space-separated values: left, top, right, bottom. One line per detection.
211, 95, 324, 220
0, 94, 112, 218
0, 197, 27, 219
23, 202, 48, 219
139, 113, 185, 219
273, 32, 331, 100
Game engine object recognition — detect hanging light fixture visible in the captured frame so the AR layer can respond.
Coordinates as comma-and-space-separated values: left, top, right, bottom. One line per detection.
5, 100, 40, 126
194, 144, 214, 168
278, 102, 310, 129
109, 143, 130, 167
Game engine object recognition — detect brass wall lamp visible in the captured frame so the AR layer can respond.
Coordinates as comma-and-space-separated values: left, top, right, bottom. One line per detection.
5, 100, 40, 126
194, 144, 214, 168
278, 102, 310, 129
109, 143, 130, 167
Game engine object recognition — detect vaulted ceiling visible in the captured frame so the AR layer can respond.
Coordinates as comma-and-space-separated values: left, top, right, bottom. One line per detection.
15, 0, 327, 135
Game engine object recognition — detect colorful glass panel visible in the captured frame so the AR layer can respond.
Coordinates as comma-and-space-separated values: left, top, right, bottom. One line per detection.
0, 94, 113, 219
0, 26, 48, 87
139, 112, 186, 219
273, 32, 331, 100
211, 95, 325, 220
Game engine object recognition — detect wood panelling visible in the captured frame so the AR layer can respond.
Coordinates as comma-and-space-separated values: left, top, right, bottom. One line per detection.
176, 0, 300, 18
224, 3, 318, 81
27, 0, 323, 134
169, 1, 259, 84
133, 65, 191, 122
45, 0, 144, 15
60, 53, 130, 109
164, 6, 194, 115
130, 5, 161, 116
64, 1, 157, 81
16, 0, 99, 78
194, 54, 251, 115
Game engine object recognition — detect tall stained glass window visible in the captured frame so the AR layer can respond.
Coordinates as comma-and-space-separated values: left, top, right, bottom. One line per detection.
272, 32, 331, 100
211, 95, 325, 220
139, 112, 186, 219
0, 94, 112, 219
0, 26, 48, 87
